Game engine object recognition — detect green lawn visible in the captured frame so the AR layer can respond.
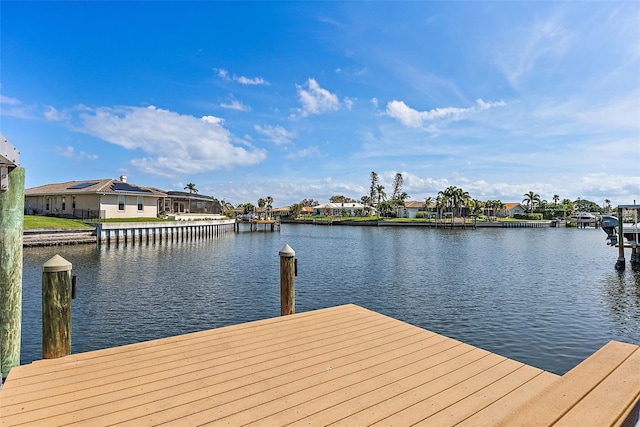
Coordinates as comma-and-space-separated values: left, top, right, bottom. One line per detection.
23, 215, 172, 229
24, 215, 93, 229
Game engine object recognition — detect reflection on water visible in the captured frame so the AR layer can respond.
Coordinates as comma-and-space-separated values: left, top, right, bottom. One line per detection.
21, 225, 640, 375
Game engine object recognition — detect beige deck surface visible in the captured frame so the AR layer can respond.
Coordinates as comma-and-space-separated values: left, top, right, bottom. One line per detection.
0, 304, 571, 426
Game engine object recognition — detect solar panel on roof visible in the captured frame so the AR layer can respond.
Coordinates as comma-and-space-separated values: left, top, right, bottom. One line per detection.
111, 182, 152, 193
67, 182, 98, 190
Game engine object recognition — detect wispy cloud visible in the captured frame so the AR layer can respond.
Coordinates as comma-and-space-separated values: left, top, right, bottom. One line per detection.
292, 78, 341, 118
254, 124, 296, 145
386, 98, 506, 129
220, 96, 250, 112
493, 15, 574, 86
215, 68, 269, 85
62, 105, 266, 177
285, 145, 323, 159
55, 145, 98, 161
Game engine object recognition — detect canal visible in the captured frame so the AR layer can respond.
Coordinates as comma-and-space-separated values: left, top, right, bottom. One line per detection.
20, 224, 640, 375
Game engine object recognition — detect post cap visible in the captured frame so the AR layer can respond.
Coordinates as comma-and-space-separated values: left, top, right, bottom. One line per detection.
43, 254, 72, 273
279, 244, 295, 257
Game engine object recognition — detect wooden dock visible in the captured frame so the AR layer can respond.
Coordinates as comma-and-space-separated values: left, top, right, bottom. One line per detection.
1, 304, 639, 426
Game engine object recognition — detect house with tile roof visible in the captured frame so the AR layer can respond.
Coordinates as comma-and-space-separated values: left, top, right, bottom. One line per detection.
396, 200, 431, 218
503, 202, 526, 217
24, 176, 166, 220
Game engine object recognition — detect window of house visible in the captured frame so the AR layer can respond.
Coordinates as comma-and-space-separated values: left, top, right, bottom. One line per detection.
118, 195, 125, 211
72, 196, 76, 210
45, 196, 50, 211
137, 196, 144, 211
62, 197, 66, 211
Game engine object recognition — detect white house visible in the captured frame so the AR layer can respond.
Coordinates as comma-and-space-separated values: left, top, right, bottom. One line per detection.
312, 202, 369, 217
396, 201, 427, 218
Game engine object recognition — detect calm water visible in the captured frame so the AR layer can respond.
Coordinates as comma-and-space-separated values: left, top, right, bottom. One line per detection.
20, 224, 640, 375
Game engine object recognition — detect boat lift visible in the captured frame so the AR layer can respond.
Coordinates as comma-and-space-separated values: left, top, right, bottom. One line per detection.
601, 204, 640, 271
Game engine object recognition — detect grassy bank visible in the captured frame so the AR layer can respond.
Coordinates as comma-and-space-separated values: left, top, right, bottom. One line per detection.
24, 215, 92, 230
23, 216, 171, 230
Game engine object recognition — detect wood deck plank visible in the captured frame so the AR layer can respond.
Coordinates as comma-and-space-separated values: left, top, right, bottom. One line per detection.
455, 371, 559, 427
1, 315, 415, 424
1, 305, 638, 427
253, 342, 477, 427
1, 305, 386, 401
86, 323, 435, 426
495, 340, 640, 427
368, 359, 527, 426
553, 347, 640, 427
413, 366, 548, 426
3, 304, 374, 391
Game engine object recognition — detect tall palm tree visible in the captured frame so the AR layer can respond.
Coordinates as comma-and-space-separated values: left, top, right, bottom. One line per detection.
522, 191, 541, 213
184, 182, 198, 194
266, 196, 273, 219
423, 196, 434, 220
375, 184, 386, 217
553, 194, 560, 206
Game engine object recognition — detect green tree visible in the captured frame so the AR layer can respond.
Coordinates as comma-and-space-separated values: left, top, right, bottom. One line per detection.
375, 184, 386, 217
369, 172, 379, 208
184, 182, 198, 194
553, 194, 560, 206
266, 196, 274, 219
522, 191, 541, 213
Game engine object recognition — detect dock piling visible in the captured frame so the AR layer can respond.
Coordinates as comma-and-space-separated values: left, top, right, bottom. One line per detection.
0, 164, 24, 380
42, 255, 73, 359
279, 244, 296, 316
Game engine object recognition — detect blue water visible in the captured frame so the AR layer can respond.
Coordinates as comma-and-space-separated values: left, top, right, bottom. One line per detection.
20, 224, 640, 375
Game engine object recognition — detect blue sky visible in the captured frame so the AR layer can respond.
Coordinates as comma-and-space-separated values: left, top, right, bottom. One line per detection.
1, 1, 639, 207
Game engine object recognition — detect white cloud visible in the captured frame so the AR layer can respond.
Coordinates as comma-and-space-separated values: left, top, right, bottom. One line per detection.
220, 98, 250, 112
0, 95, 20, 105
74, 105, 266, 177
292, 78, 340, 117
44, 106, 70, 121
254, 124, 296, 145
234, 75, 268, 85
215, 68, 269, 85
371, 98, 379, 108
386, 98, 506, 129
285, 145, 323, 159
55, 145, 98, 161
493, 15, 574, 86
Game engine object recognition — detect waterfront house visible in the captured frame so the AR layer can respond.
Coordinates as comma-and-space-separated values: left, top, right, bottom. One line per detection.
24, 176, 166, 220
503, 202, 526, 217
396, 200, 429, 218
312, 202, 369, 217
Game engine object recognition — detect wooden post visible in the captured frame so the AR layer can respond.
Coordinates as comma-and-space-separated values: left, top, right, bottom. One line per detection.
279, 244, 295, 316
42, 255, 72, 359
616, 207, 625, 271
0, 166, 24, 380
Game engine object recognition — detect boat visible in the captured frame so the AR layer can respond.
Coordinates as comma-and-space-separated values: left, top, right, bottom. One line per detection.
601, 215, 640, 247
570, 212, 599, 226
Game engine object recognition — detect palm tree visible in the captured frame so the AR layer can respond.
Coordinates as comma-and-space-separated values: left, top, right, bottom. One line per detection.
522, 191, 541, 213
375, 184, 386, 217
423, 196, 434, 221
553, 194, 560, 206
266, 196, 273, 219
184, 182, 198, 194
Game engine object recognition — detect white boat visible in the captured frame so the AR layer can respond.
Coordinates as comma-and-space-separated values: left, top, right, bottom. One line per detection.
570, 212, 598, 225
